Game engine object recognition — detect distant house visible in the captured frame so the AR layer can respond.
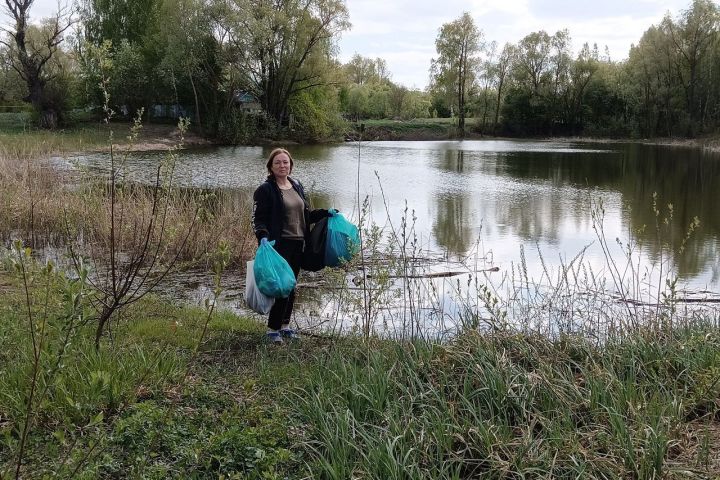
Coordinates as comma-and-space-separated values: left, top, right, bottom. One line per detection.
150, 104, 191, 119
233, 91, 262, 114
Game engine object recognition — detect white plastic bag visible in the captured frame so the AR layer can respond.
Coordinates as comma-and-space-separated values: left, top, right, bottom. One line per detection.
245, 260, 275, 314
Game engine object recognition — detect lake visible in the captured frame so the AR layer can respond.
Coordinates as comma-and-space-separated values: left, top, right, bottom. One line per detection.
61, 140, 720, 336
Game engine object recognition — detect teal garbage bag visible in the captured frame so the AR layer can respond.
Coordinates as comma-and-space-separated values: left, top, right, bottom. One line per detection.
254, 239, 296, 298
325, 209, 360, 267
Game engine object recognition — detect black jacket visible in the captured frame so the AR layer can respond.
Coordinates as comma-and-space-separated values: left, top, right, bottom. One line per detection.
252, 177, 328, 243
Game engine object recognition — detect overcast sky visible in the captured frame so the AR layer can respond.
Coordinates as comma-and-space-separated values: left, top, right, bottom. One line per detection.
24, 0, 695, 89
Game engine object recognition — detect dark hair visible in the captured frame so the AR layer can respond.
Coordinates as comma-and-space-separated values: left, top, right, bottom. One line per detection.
266, 148, 294, 176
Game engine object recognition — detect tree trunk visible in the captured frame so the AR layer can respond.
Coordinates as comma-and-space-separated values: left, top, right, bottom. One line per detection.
95, 306, 113, 350
39, 109, 58, 129
494, 78, 504, 135
457, 60, 465, 139
189, 72, 203, 133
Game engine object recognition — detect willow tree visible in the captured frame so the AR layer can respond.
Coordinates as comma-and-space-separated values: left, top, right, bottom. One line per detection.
1, 0, 75, 128
430, 12, 483, 138
218, 0, 350, 126
80, 0, 159, 45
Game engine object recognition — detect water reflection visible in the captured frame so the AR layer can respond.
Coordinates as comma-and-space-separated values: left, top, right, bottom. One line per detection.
619, 145, 720, 278
439, 149, 467, 173
432, 192, 474, 254
58, 140, 720, 288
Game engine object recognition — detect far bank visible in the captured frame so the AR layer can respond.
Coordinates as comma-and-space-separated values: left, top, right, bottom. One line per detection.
2, 115, 720, 154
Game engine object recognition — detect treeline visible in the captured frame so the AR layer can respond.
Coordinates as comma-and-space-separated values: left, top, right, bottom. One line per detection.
430, 1, 720, 138
0, 0, 718, 141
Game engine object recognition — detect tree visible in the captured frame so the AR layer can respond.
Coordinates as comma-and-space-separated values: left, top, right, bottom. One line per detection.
346, 83, 368, 121
476, 40, 497, 133
503, 31, 553, 135
374, 57, 390, 83
153, 0, 220, 132
366, 82, 390, 118
567, 42, 599, 132
79, 0, 162, 118
626, 25, 682, 136
664, 0, 719, 134
399, 89, 430, 119
388, 83, 407, 118
80, 0, 159, 46
549, 29, 572, 132
513, 31, 552, 96
217, 0, 350, 126
550, 30, 572, 99
491, 42, 514, 134
582, 60, 628, 136
1, 0, 76, 128
343, 54, 390, 85
430, 12, 483, 137
0, 39, 25, 103
345, 53, 375, 85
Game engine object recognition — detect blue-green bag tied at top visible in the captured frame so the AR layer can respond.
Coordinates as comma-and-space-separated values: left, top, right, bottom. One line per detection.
325, 209, 360, 267
254, 239, 296, 298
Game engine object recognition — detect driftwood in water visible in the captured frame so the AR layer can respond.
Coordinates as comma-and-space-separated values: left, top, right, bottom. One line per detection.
298, 266, 500, 288
367, 266, 499, 279
614, 296, 720, 306
297, 282, 366, 290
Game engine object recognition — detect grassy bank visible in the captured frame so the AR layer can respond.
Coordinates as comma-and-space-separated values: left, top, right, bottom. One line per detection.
349, 118, 484, 141
348, 119, 720, 149
0, 263, 297, 478
0, 125, 117, 158
0, 122, 254, 267
1, 256, 719, 478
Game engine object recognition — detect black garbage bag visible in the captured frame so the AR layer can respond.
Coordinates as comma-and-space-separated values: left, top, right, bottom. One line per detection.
301, 217, 328, 272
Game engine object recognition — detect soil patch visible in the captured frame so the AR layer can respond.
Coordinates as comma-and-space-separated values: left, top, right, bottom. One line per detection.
111, 124, 215, 152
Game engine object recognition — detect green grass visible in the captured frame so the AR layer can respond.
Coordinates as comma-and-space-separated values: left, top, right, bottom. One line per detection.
352, 117, 484, 140
2, 254, 720, 478
294, 330, 720, 479
0, 262, 301, 479
0, 112, 33, 132
0, 125, 115, 157
0, 111, 139, 157
361, 117, 479, 127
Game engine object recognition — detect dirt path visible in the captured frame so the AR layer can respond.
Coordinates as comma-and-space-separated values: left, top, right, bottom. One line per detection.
112, 124, 216, 152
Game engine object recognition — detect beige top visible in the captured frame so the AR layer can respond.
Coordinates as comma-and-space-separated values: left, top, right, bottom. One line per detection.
280, 186, 306, 239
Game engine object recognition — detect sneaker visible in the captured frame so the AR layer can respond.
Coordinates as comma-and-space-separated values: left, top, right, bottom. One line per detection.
266, 331, 284, 344
280, 328, 300, 340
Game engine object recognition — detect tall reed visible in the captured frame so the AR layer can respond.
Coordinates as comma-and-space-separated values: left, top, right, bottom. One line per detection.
287, 181, 719, 477
291, 322, 720, 478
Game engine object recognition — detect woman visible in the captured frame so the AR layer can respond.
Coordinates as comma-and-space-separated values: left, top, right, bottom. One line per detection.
252, 148, 330, 344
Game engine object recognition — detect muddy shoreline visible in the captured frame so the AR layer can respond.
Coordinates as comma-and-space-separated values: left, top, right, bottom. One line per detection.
92, 122, 720, 154
547, 135, 720, 152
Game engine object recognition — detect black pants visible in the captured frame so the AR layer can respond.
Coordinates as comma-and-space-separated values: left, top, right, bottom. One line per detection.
268, 238, 303, 330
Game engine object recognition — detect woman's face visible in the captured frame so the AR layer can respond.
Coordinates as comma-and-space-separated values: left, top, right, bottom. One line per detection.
270, 152, 292, 179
